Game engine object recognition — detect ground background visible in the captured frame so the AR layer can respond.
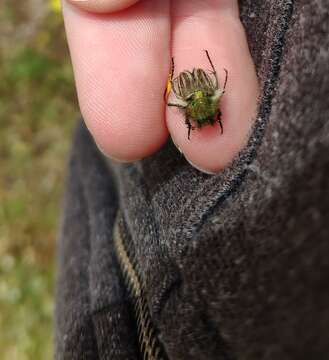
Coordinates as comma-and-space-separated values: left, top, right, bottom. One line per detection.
0, 0, 78, 358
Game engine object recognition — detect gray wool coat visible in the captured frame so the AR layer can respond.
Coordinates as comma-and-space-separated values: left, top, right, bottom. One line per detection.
55, 0, 329, 359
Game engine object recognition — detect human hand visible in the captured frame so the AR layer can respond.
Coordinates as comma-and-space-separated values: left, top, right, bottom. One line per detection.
62, 0, 259, 174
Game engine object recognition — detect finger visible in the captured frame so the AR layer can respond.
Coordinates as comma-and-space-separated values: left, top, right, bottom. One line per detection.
62, 0, 170, 161
67, 0, 141, 13
167, 0, 259, 174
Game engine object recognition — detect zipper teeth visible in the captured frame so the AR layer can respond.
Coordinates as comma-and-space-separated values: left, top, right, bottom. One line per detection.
113, 219, 165, 360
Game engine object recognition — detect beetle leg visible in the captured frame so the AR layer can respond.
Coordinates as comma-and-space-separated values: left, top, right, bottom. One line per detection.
171, 57, 175, 77
222, 68, 228, 92
167, 92, 188, 108
217, 111, 224, 134
185, 116, 194, 140
167, 101, 187, 108
164, 57, 175, 101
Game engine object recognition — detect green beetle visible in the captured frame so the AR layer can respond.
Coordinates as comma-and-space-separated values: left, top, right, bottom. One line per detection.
165, 50, 228, 140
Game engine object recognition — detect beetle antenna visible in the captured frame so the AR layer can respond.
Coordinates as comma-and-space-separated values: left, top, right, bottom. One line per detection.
204, 49, 218, 88
204, 50, 215, 73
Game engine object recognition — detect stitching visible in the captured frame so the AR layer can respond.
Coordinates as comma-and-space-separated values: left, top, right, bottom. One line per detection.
192, 0, 295, 237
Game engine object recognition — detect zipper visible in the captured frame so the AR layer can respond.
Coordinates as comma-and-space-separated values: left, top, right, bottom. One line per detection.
113, 215, 167, 360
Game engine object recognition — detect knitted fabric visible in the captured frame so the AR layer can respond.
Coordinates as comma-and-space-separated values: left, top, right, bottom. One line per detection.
55, 1, 329, 359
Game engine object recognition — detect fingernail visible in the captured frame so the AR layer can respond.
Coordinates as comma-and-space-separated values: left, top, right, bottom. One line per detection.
67, 0, 140, 13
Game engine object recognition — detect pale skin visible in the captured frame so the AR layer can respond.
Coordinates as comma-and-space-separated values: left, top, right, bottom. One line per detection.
63, 0, 259, 174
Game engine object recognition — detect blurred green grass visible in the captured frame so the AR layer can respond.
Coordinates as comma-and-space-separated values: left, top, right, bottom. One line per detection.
0, 0, 78, 358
